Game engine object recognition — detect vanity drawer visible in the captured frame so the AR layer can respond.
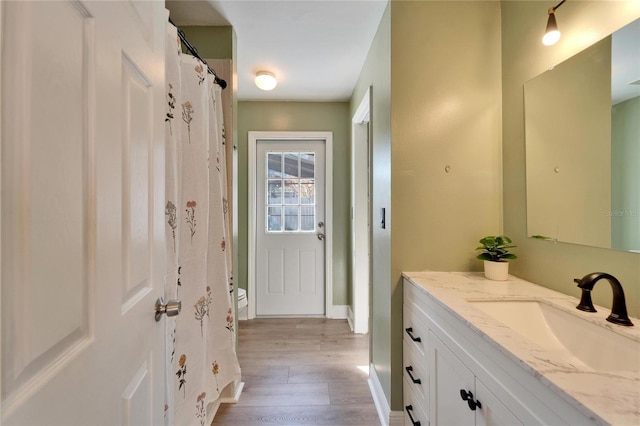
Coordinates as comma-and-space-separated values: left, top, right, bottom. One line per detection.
403, 303, 430, 357
404, 377, 430, 426
403, 340, 429, 404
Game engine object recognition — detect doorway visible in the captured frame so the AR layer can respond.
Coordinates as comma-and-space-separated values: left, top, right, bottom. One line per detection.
248, 132, 333, 317
351, 89, 371, 334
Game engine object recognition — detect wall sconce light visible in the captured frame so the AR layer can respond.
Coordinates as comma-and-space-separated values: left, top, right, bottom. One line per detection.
543, 0, 566, 46
255, 71, 277, 91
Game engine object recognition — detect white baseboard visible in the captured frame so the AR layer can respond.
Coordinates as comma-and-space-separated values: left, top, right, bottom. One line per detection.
241, 306, 347, 320
368, 364, 404, 426
389, 410, 405, 426
329, 304, 348, 319
368, 364, 390, 425
238, 309, 248, 321
347, 305, 355, 331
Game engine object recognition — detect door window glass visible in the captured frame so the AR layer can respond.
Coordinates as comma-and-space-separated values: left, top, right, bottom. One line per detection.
265, 152, 316, 232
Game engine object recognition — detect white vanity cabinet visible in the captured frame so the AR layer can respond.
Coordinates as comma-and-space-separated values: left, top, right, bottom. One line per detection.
403, 276, 598, 426
429, 330, 521, 426
404, 282, 521, 426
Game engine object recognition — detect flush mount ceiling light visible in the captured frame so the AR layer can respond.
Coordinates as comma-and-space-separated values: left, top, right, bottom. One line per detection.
255, 71, 277, 91
543, 0, 566, 46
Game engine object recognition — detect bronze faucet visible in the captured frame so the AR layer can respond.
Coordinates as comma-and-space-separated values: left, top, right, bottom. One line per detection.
573, 272, 633, 326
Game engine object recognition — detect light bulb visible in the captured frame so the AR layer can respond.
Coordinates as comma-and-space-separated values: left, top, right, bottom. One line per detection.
543, 12, 561, 46
543, 29, 561, 45
255, 71, 277, 91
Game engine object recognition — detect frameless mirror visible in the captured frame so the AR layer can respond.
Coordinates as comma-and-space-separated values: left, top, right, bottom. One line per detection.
524, 18, 640, 252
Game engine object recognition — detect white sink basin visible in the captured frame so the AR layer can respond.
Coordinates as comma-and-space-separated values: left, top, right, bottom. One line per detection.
467, 299, 640, 372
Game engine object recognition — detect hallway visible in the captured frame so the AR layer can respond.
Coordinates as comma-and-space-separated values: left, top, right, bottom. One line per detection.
213, 318, 380, 425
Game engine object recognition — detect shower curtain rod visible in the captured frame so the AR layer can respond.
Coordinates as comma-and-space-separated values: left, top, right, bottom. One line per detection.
169, 18, 227, 89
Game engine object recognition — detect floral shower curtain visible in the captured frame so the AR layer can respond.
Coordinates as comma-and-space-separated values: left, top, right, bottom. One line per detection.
164, 21, 241, 426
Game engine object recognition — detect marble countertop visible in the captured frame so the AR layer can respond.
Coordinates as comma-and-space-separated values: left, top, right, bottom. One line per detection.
403, 271, 640, 426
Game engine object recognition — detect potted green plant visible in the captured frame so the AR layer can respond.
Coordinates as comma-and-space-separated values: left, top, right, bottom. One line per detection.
475, 235, 517, 281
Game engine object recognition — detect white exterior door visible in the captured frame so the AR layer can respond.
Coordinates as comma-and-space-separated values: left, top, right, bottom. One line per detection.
255, 140, 326, 316
1, 1, 167, 425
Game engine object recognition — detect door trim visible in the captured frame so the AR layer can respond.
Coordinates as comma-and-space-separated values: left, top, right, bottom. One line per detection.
351, 88, 371, 333
248, 131, 333, 318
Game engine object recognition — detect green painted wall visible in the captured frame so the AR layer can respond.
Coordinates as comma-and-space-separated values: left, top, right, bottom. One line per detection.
350, 1, 502, 412
350, 1, 391, 405
502, 0, 640, 316
390, 0, 503, 411
180, 26, 234, 59
612, 96, 640, 251
236, 102, 351, 306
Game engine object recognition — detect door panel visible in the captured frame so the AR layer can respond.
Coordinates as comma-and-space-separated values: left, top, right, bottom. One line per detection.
122, 53, 152, 307
1, 0, 93, 404
121, 358, 153, 426
299, 249, 316, 293
1, 1, 166, 424
256, 140, 325, 316
267, 249, 285, 293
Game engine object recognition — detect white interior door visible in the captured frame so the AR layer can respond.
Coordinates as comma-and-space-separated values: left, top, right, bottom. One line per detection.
255, 140, 326, 316
1, 1, 167, 425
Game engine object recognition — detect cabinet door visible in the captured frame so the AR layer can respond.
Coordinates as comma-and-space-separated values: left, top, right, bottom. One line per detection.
429, 331, 476, 426
476, 379, 523, 426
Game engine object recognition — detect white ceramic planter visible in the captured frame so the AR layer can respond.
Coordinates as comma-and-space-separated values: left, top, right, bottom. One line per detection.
484, 260, 509, 281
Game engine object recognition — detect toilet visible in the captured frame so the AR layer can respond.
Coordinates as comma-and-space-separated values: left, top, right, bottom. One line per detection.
237, 288, 248, 320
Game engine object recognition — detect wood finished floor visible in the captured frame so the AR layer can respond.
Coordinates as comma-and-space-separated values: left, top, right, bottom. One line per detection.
213, 318, 381, 426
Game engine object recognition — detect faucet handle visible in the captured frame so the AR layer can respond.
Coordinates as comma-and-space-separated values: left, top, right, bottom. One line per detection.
576, 291, 597, 312
575, 278, 597, 312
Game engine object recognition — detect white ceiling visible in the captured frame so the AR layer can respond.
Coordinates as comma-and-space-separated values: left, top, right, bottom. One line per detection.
166, 0, 388, 101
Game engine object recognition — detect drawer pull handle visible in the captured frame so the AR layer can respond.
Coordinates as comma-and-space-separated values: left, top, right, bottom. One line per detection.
460, 389, 482, 411
405, 405, 421, 426
405, 327, 422, 342
405, 366, 422, 384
